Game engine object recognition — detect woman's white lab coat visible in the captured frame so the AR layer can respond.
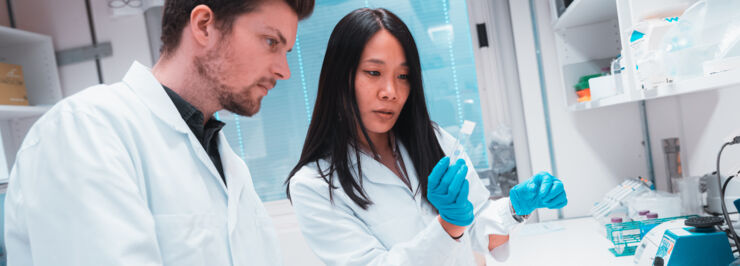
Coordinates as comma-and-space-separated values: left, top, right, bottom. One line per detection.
4, 62, 281, 266
289, 128, 522, 266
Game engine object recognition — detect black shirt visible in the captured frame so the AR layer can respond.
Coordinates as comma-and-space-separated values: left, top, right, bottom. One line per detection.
162, 85, 227, 187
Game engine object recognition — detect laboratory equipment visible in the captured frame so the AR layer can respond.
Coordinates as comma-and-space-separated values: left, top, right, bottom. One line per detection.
630, 17, 678, 89
591, 177, 653, 225
633, 216, 733, 266
606, 215, 696, 257
661, 138, 681, 194
661, 0, 740, 80
450, 120, 476, 163
706, 174, 740, 214
678, 176, 702, 215
626, 191, 681, 222
486, 126, 518, 197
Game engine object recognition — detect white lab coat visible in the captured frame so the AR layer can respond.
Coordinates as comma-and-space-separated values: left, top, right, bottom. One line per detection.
4, 62, 282, 266
289, 128, 521, 266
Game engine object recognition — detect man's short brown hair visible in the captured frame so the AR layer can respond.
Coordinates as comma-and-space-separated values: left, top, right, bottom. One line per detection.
160, 0, 315, 56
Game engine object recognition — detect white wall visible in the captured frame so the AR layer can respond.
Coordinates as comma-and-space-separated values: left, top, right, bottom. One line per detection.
675, 88, 740, 177
0, 1, 9, 27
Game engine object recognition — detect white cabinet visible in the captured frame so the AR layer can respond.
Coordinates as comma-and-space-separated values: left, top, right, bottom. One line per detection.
550, 0, 737, 111
0, 25, 61, 179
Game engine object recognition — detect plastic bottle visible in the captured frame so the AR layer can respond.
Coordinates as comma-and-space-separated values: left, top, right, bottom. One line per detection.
611, 217, 626, 255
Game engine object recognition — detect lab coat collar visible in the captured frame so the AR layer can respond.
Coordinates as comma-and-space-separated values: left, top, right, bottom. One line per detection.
348, 139, 420, 193
122, 61, 191, 134
123, 61, 228, 195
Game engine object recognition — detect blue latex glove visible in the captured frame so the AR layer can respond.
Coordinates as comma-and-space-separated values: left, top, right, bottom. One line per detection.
427, 157, 474, 226
509, 172, 568, 216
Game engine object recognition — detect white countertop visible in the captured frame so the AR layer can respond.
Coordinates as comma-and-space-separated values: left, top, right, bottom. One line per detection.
501, 217, 634, 265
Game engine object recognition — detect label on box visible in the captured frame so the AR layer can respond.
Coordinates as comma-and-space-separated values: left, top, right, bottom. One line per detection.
0, 62, 30, 106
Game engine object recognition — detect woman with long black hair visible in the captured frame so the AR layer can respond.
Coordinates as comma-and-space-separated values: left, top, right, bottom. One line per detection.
286, 8, 568, 265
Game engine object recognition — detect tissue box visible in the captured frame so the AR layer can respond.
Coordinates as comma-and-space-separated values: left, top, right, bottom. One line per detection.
0, 62, 29, 106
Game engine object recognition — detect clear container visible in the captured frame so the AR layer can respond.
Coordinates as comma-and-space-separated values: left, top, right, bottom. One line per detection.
661, 0, 740, 79
679, 176, 703, 215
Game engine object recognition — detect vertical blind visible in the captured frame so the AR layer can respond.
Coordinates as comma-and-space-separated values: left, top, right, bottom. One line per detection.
219, 0, 488, 202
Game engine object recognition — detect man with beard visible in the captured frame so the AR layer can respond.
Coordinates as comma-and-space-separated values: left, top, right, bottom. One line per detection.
4, 0, 313, 265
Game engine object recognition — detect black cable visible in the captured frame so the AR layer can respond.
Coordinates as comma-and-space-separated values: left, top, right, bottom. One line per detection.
717, 141, 740, 250
83, 0, 104, 84
6, 0, 15, 28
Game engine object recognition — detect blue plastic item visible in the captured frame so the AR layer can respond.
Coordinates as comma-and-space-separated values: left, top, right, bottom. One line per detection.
605, 215, 698, 256
427, 157, 474, 226
509, 172, 567, 216
656, 227, 733, 266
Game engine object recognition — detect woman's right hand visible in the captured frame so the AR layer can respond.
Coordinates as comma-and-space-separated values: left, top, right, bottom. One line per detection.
427, 157, 474, 236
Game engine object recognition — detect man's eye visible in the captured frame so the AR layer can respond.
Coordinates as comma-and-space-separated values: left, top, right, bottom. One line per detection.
266, 38, 278, 48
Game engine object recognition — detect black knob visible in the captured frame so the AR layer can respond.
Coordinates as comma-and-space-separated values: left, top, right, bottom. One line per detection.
685, 216, 724, 228
654, 256, 664, 266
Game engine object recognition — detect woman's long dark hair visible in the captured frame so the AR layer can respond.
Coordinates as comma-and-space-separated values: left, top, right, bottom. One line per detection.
286, 8, 445, 210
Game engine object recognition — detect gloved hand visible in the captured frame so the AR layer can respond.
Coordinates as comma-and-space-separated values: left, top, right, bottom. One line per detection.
427, 157, 474, 226
509, 172, 567, 216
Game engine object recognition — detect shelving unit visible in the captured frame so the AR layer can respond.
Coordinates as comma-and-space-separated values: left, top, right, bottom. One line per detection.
569, 67, 740, 111
552, 0, 618, 30
0, 105, 51, 120
0, 26, 62, 179
550, 0, 733, 112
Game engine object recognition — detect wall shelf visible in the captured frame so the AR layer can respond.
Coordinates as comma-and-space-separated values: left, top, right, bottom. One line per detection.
0, 25, 61, 173
569, 93, 633, 111
569, 68, 740, 111
0, 105, 52, 120
552, 0, 618, 30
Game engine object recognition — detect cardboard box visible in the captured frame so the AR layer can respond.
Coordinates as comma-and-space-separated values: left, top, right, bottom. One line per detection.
0, 62, 29, 106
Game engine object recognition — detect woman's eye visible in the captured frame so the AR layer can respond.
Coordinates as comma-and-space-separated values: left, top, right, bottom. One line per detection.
365, 71, 380, 76
398, 74, 409, 80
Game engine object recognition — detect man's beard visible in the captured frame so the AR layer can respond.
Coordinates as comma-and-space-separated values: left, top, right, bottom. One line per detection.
193, 44, 272, 117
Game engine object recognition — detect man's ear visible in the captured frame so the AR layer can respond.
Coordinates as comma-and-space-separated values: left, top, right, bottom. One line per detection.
190, 4, 215, 47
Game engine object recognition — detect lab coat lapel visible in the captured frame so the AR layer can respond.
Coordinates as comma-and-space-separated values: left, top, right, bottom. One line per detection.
122, 61, 189, 134
122, 61, 228, 195
218, 132, 247, 234
397, 142, 420, 194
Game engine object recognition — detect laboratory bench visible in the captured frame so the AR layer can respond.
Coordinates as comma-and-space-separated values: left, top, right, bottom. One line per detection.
506, 217, 634, 265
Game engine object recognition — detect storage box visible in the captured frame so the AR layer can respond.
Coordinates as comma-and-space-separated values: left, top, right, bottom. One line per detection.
588, 74, 618, 100
0, 62, 29, 106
